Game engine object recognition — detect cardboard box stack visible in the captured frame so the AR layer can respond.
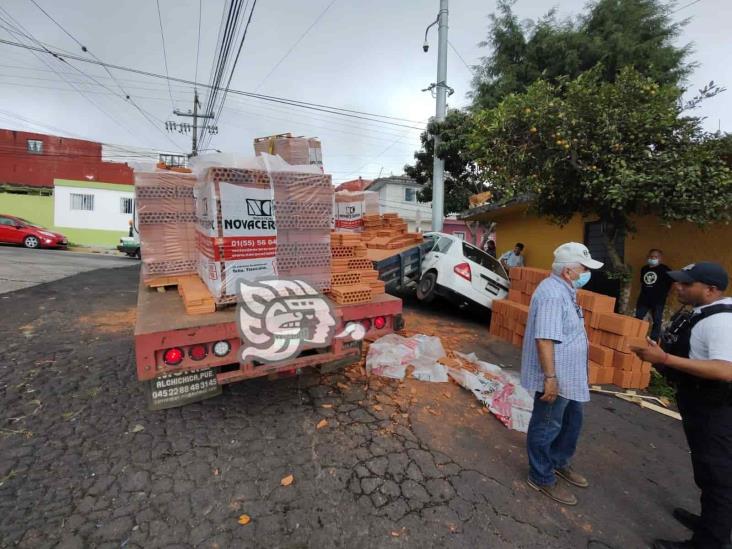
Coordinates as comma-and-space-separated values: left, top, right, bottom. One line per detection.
253, 133, 323, 169
195, 167, 332, 306
490, 267, 652, 390
135, 171, 198, 283
328, 233, 384, 304
333, 190, 379, 231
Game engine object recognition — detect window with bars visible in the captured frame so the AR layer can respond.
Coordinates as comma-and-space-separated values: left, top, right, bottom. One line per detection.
120, 197, 134, 214
70, 193, 94, 211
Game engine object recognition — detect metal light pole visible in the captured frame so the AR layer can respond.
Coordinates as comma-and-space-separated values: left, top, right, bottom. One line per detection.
423, 0, 449, 232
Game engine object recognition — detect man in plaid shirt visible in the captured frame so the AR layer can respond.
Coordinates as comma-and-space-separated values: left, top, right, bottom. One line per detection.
521, 242, 603, 506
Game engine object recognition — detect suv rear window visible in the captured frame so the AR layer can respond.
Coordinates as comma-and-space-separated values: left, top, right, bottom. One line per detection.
462, 242, 508, 279
433, 236, 454, 254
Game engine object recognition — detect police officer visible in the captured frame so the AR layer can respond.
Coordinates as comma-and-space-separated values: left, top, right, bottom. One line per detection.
631, 262, 732, 549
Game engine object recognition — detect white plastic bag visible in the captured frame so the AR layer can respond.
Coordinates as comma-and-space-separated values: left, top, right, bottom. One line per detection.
410, 357, 448, 383
365, 334, 418, 380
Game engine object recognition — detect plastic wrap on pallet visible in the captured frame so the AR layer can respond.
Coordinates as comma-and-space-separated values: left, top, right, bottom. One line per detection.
333, 190, 379, 232
190, 153, 332, 304
135, 171, 198, 281
253, 134, 323, 170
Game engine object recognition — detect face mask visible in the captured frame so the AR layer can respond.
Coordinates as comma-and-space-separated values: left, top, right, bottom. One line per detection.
573, 271, 591, 289
648, 258, 659, 267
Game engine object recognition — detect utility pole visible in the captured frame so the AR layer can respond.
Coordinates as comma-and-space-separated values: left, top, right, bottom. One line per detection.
165, 90, 217, 157
423, 0, 450, 232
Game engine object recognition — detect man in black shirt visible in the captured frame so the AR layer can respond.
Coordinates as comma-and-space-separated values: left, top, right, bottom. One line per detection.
635, 248, 673, 341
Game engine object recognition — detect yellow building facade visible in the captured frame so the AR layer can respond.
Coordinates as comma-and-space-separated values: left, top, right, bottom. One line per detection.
465, 202, 732, 306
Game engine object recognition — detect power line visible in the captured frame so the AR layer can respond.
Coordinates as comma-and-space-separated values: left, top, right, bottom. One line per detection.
155, 0, 176, 111
205, 0, 258, 150
669, 0, 702, 14
0, 37, 428, 130
254, 0, 338, 92
24, 0, 184, 152
448, 40, 472, 72
194, 0, 202, 87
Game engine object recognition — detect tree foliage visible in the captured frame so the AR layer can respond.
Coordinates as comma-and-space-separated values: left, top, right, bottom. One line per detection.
471, 0, 692, 109
468, 66, 732, 272
406, 0, 692, 213
404, 109, 489, 215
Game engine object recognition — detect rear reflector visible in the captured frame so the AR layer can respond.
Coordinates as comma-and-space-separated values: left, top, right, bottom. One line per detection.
163, 347, 184, 366
454, 262, 472, 281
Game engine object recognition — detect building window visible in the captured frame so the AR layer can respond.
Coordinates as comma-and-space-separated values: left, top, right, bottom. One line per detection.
453, 231, 466, 240
27, 139, 43, 154
70, 193, 94, 211
120, 197, 134, 214
159, 153, 187, 167
404, 187, 416, 202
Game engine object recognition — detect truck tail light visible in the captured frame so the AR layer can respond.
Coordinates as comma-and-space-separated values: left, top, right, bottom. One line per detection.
373, 316, 386, 330
163, 347, 184, 366
213, 340, 231, 357
189, 344, 208, 361
361, 318, 372, 331
454, 262, 472, 281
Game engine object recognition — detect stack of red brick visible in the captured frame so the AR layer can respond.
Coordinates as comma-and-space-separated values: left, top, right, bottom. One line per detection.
328, 233, 384, 304
135, 171, 198, 283
491, 267, 653, 389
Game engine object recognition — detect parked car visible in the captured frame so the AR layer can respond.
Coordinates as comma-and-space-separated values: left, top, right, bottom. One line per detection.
0, 214, 68, 249
417, 232, 510, 312
117, 235, 141, 258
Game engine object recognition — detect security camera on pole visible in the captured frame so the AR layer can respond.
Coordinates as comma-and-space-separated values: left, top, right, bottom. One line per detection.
422, 0, 449, 232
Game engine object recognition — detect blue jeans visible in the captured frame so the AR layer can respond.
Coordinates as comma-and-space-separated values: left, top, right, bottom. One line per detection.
635, 301, 665, 342
526, 393, 584, 486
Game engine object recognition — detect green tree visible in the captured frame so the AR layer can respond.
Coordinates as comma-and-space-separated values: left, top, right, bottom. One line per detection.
471, 0, 691, 109
404, 109, 488, 215
469, 67, 732, 311
406, 0, 692, 214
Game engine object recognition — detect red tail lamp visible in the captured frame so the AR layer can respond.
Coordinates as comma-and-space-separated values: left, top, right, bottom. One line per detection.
373, 316, 387, 330
189, 344, 208, 361
361, 318, 373, 331
163, 347, 184, 366
454, 262, 472, 281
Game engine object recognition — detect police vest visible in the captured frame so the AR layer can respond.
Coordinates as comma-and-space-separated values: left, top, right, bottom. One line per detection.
660, 304, 732, 405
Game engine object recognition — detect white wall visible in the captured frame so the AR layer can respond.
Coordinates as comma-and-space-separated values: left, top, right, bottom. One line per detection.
378, 183, 432, 232
54, 185, 134, 231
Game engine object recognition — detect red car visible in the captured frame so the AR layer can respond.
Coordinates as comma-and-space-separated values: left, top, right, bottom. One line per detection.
0, 214, 69, 249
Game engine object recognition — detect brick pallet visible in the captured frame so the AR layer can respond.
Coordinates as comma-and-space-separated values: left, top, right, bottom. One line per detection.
135, 171, 198, 283
195, 167, 333, 306
326, 232, 385, 305
491, 266, 652, 390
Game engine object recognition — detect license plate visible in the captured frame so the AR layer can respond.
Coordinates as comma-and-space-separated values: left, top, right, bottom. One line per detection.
146, 368, 221, 410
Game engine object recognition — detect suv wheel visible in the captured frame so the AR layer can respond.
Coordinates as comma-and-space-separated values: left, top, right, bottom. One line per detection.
416, 272, 437, 303
23, 235, 39, 248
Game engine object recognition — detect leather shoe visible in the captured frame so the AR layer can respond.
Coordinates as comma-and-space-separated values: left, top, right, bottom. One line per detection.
527, 478, 577, 506
652, 540, 695, 549
555, 466, 589, 488
672, 508, 700, 531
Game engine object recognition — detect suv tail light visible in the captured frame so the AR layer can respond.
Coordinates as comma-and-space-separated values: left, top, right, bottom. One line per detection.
454, 262, 472, 281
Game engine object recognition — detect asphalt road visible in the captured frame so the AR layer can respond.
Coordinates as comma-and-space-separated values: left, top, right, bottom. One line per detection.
0, 259, 700, 548
0, 245, 134, 294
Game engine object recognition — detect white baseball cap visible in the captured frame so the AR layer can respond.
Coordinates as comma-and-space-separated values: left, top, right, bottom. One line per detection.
553, 242, 604, 269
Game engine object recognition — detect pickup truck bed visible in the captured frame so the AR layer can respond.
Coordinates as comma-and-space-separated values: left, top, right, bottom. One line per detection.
368, 239, 434, 293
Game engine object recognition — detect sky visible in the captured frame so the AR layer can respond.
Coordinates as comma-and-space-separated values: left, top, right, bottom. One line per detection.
0, 0, 729, 184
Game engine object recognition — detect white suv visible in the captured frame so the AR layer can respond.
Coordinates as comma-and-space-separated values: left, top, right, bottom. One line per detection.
417, 232, 510, 312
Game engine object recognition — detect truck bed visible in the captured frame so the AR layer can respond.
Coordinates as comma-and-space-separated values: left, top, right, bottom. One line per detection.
368, 239, 434, 293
